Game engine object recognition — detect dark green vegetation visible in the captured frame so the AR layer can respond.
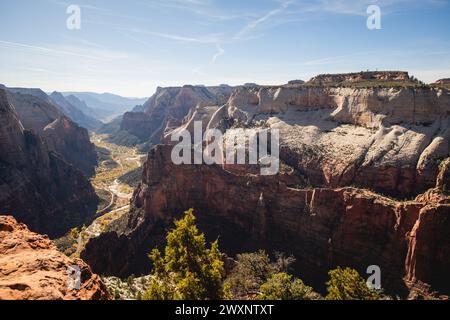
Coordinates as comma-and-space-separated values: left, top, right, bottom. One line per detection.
325, 267, 381, 300
142, 210, 382, 301
143, 209, 224, 300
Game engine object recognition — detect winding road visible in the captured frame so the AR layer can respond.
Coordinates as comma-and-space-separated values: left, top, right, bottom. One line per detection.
74, 135, 144, 255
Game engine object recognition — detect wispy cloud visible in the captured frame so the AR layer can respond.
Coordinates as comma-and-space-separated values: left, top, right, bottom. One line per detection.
291, 0, 445, 16
233, 0, 294, 40
123, 27, 221, 44
304, 52, 369, 65
211, 44, 225, 63
140, 0, 255, 21
0, 40, 104, 61
0, 40, 133, 63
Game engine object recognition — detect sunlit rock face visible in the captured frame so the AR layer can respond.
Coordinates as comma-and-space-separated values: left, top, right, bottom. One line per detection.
163, 84, 450, 198
83, 144, 450, 297
0, 216, 110, 300
120, 85, 234, 146
5, 87, 98, 176
83, 74, 450, 298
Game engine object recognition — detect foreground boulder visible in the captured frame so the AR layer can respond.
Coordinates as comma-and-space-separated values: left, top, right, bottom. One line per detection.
0, 216, 109, 300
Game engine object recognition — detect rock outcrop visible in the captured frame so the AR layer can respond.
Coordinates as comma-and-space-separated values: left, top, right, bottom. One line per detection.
5, 88, 98, 176
203, 84, 450, 198
42, 116, 97, 176
118, 85, 234, 146
82, 144, 449, 298
82, 74, 450, 298
0, 89, 98, 238
0, 216, 109, 300
437, 158, 450, 193
6, 88, 61, 133
307, 71, 414, 86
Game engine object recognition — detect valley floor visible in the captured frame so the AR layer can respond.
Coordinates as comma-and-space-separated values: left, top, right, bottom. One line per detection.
55, 134, 146, 257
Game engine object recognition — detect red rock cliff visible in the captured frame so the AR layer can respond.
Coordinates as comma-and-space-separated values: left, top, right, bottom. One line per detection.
0, 89, 98, 238
82, 145, 450, 298
0, 216, 110, 300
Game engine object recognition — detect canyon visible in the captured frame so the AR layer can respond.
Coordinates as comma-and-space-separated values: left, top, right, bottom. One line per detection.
1, 71, 449, 299
82, 72, 450, 298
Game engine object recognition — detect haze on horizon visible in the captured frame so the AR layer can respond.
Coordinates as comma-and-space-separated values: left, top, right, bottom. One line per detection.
0, 0, 449, 97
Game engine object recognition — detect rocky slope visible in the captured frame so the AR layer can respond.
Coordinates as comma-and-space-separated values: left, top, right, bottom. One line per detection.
0, 89, 98, 238
0, 216, 109, 300
118, 85, 233, 146
5, 88, 98, 176
41, 116, 98, 176
82, 143, 449, 298
62, 92, 148, 122
5, 87, 61, 132
208, 84, 449, 198
82, 73, 450, 298
50, 92, 103, 131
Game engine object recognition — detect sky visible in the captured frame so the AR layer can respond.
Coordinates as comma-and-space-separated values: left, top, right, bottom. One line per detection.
0, 0, 449, 97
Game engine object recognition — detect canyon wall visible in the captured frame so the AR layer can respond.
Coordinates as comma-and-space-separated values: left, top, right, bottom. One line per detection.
0, 89, 98, 238
6, 88, 98, 176
119, 85, 234, 146
83, 74, 450, 298
82, 144, 449, 297
209, 85, 450, 198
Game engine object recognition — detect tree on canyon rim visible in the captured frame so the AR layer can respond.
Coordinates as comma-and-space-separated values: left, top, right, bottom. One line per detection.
143, 209, 224, 300
326, 267, 381, 300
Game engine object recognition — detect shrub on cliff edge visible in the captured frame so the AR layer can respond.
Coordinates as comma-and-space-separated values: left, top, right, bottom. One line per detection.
326, 267, 380, 300
143, 209, 224, 300
258, 272, 321, 300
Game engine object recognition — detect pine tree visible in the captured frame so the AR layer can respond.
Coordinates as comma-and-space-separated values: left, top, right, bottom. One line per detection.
325, 267, 380, 300
259, 273, 321, 300
143, 209, 224, 300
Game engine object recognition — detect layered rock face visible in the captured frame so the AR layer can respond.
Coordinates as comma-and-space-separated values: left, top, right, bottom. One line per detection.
0, 89, 98, 238
307, 71, 413, 86
6, 88, 61, 133
119, 85, 233, 145
82, 144, 450, 297
5, 88, 97, 176
42, 116, 97, 176
0, 216, 109, 300
215, 85, 450, 198
82, 73, 450, 297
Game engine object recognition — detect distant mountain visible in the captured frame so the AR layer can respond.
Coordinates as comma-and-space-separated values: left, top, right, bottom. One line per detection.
64, 94, 99, 119
118, 84, 233, 146
50, 92, 103, 131
62, 92, 148, 122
